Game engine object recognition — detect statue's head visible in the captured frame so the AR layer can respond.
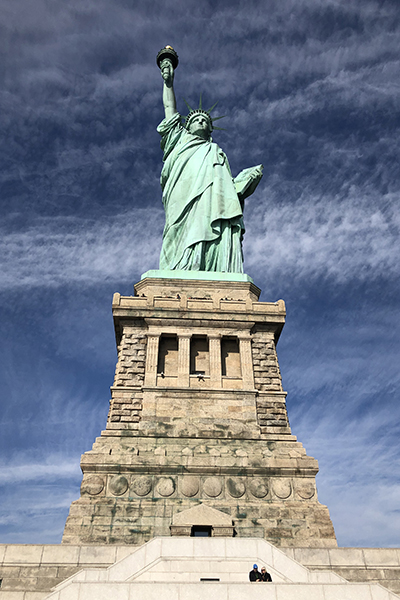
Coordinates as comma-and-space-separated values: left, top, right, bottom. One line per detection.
184, 98, 225, 139
186, 110, 213, 140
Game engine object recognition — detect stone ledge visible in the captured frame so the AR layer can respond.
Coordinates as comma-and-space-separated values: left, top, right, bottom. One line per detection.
3, 540, 400, 598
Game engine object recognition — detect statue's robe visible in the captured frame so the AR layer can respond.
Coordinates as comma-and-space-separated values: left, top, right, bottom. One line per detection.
157, 112, 244, 272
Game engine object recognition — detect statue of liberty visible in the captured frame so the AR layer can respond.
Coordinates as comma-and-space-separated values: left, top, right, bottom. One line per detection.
157, 47, 263, 273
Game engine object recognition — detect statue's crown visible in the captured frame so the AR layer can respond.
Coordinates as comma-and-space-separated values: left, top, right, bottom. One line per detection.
183, 96, 226, 132
185, 109, 213, 131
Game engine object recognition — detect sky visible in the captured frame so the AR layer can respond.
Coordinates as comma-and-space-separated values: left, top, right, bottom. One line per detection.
0, 0, 399, 548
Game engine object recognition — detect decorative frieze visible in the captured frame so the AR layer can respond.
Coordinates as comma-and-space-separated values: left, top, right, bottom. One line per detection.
79, 471, 316, 505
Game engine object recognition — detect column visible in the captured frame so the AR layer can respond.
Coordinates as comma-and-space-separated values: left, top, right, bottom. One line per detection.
239, 336, 255, 389
144, 334, 160, 387
209, 335, 222, 388
177, 335, 191, 387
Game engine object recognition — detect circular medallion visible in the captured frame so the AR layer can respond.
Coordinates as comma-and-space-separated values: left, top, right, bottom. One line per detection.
272, 479, 292, 499
156, 477, 175, 497
181, 477, 200, 497
226, 478, 246, 498
132, 476, 152, 497
297, 482, 315, 500
203, 477, 222, 498
249, 478, 269, 499
109, 475, 129, 496
81, 475, 104, 496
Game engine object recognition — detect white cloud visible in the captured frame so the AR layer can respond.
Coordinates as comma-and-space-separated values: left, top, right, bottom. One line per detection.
0, 209, 164, 291
1, 193, 398, 293
0, 458, 79, 484
245, 191, 400, 285
291, 394, 400, 546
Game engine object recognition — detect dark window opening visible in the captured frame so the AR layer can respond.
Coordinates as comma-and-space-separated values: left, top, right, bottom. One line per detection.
157, 335, 178, 376
221, 336, 241, 377
191, 525, 212, 537
190, 336, 209, 375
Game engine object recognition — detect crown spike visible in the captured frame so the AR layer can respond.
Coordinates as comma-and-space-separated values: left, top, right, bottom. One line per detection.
183, 96, 226, 133
206, 101, 219, 113
183, 98, 193, 112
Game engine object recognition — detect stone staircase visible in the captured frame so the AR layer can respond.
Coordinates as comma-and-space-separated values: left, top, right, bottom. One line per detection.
42, 538, 400, 600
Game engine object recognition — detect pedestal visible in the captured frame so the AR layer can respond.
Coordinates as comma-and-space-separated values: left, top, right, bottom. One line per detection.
62, 276, 337, 548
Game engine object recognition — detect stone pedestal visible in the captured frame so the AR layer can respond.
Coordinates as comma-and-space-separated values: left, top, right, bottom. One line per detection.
62, 276, 337, 548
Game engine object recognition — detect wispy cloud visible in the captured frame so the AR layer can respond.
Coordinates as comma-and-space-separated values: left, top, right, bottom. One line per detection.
0, 209, 163, 290
0, 455, 82, 543
0, 456, 79, 484
294, 402, 400, 546
245, 192, 399, 285
1, 194, 398, 292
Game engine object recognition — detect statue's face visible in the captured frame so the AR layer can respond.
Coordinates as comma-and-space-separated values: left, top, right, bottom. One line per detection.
188, 114, 211, 139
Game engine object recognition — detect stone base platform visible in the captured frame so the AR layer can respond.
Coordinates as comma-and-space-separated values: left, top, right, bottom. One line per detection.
63, 432, 336, 547
2, 539, 400, 600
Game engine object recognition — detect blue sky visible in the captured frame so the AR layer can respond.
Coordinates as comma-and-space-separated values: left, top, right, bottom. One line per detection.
0, 0, 399, 547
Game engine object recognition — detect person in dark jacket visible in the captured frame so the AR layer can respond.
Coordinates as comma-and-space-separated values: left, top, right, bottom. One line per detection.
249, 564, 262, 582
260, 566, 272, 582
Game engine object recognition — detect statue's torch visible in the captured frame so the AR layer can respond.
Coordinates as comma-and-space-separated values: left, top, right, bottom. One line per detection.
156, 46, 179, 72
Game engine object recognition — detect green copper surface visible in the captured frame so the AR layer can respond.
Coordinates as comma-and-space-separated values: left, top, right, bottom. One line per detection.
141, 269, 254, 283
158, 50, 263, 274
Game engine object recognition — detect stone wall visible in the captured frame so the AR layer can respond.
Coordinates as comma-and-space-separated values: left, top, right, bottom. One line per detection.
0, 544, 134, 596
106, 324, 146, 433
62, 435, 335, 547
1, 544, 400, 597
251, 332, 283, 392
113, 327, 147, 388
62, 277, 337, 548
282, 547, 400, 595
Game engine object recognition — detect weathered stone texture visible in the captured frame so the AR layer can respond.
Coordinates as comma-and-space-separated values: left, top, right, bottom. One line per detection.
113, 329, 147, 387
251, 334, 283, 392
62, 277, 336, 549
62, 432, 332, 548
63, 497, 334, 548
106, 390, 143, 430
256, 396, 291, 434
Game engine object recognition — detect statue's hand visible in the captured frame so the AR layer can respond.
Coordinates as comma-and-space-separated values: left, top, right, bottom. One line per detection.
160, 59, 174, 86
252, 164, 264, 181
234, 164, 263, 202
247, 164, 264, 183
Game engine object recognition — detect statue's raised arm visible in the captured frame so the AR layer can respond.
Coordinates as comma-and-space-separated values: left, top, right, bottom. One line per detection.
160, 60, 176, 120
156, 46, 263, 275
157, 47, 178, 121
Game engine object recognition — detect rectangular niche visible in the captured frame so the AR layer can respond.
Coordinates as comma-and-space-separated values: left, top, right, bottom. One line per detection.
190, 336, 210, 376
221, 336, 241, 378
157, 335, 178, 384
